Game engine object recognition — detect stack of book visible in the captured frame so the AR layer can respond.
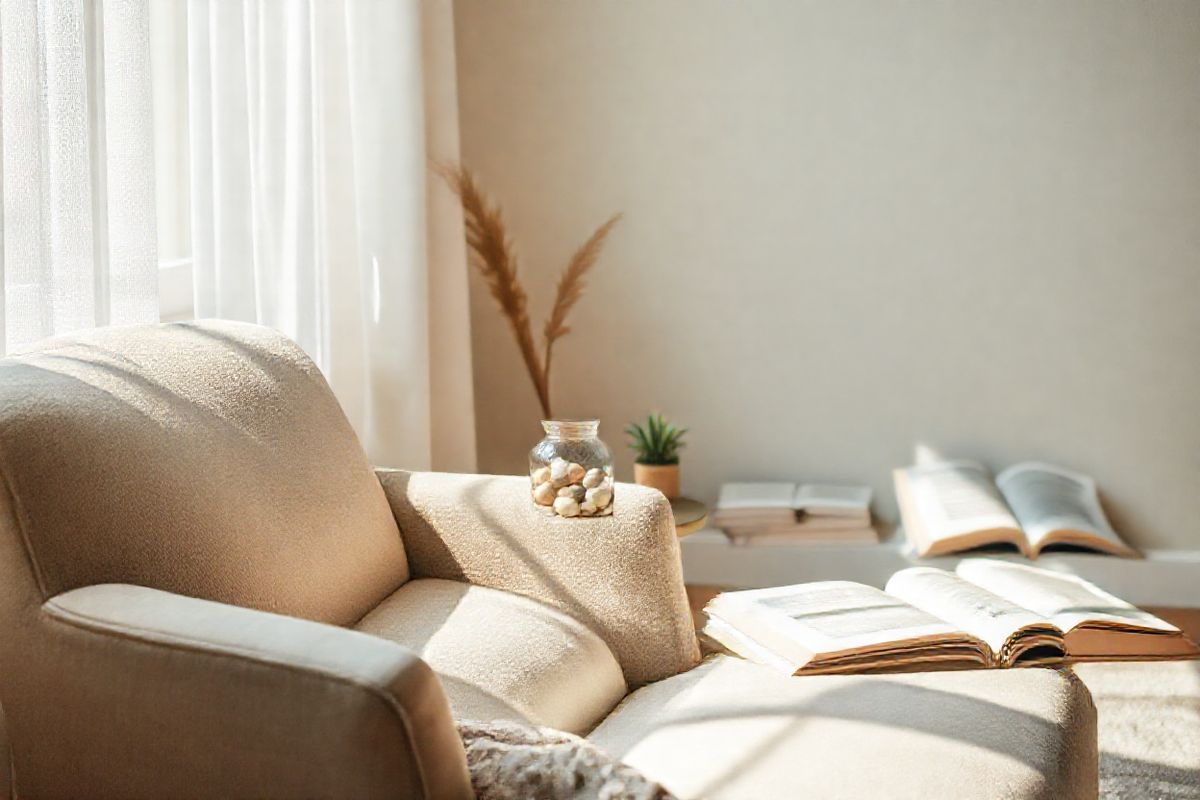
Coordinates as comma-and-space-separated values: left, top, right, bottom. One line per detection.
714, 482, 877, 545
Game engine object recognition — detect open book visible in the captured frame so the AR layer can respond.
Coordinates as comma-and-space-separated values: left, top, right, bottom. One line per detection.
894, 460, 1138, 558
702, 559, 1197, 676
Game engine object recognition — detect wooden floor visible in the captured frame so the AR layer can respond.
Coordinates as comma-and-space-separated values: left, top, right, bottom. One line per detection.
686, 583, 1200, 641
1147, 607, 1200, 641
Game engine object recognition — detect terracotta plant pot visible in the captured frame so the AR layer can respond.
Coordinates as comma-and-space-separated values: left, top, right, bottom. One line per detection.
634, 463, 680, 499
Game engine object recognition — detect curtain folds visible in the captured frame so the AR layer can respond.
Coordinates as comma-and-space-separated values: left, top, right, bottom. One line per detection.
0, 0, 159, 353
187, 0, 475, 472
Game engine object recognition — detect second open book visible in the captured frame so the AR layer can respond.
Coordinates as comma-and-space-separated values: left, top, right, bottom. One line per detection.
703, 559, 1199, 676
894, 460, 1138, 558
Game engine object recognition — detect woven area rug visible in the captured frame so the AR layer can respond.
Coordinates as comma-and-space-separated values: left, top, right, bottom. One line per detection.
1074, 661, 1200, 799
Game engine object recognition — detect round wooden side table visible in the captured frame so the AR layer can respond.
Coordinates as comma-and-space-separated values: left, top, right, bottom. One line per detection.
670, 497, 709, 538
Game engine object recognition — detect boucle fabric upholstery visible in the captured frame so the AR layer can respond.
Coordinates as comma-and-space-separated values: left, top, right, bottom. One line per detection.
589, 655, 1098, 800
1074, 661, 1200, 798
459, 719, 678, 800
0, 321, 408, 626
376, 469, 701, 687
0, 322, 458, 798
11, 583, 472, 799
358, 578, 627, 734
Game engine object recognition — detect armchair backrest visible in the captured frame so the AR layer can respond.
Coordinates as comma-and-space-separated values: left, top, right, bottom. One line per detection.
0, 321, 409, 626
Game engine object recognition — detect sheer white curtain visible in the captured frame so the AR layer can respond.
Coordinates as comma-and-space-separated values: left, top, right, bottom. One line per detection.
187, 0, 475, 472
0, 0, 159, 353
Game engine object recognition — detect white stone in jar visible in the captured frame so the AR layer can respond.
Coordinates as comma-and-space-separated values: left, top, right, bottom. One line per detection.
553, 496, 581, 517
585, 486, 612, 509
598, 503, 613, 516
531, 466, 551, 485
532, 481, 556, 506
557, 484, 586, 502
582, 468, 605, 489
566, 462, 586, 484
550, 458, 571, 488
580, 500, 598, 515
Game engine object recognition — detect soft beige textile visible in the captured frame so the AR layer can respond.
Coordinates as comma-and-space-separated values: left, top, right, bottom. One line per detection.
458, 719, 677, 800
589, 655, 1098, 800
422, 0, 479, 473
1074, 661, 1200, 798
0, 321, 408, 625
0, 322, 436, 797
0, 0, 158, 352
376, 469, 701, 687
358, 579, 626, 735
186, 2, 477, 474
17, 584, 471, 799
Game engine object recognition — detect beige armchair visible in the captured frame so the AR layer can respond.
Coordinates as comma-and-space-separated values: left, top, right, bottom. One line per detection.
0, 321, 697, 799
0, 321, 1096, 799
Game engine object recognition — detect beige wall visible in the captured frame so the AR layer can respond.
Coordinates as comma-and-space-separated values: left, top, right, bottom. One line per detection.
453, 0, 1200, 549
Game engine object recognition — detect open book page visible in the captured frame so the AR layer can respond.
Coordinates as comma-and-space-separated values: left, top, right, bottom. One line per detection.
955, 559, 1175, 633
705, 582, 988, 674
885, 568, 1065, 666
952, 559, 1199, 661
703, 616, 799, 673
895, 461, 1025, 556
995, 462, 1137, 557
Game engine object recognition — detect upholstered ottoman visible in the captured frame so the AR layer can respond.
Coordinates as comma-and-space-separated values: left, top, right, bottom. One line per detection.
589, 655, 1098, 800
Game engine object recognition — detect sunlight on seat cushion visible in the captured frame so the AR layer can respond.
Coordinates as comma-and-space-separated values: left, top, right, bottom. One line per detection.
589, 655, 1097, 800
357, 579, 626, 735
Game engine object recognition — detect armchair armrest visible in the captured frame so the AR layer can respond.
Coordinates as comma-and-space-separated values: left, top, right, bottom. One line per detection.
376, 470, 700, 687
27, 584, 471, 800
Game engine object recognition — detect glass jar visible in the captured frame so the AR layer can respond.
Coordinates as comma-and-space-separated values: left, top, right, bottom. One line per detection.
529, 419, 614, 518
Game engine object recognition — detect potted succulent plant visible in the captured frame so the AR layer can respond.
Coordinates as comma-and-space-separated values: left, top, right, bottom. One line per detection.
626, 413, 687, 499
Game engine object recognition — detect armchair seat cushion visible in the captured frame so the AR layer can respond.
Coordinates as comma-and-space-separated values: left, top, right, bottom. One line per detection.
356, 579, 626, 735
589, 655, 1098, 800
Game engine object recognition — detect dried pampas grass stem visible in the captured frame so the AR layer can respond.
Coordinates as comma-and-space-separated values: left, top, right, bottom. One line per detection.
438, 163, 550, 417
543, 213, 622, 387
439, 163, 620, 421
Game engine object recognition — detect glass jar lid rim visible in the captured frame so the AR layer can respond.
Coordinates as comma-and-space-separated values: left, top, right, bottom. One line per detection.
541, 419, 600, 437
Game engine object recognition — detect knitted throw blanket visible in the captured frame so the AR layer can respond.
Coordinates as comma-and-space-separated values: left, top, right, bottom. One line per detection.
458, 720, 679, 800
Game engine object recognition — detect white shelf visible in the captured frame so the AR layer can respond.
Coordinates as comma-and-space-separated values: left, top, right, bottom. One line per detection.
681, 529, 1200, 608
